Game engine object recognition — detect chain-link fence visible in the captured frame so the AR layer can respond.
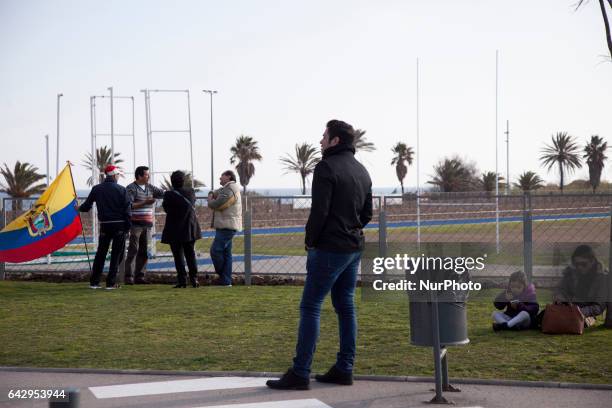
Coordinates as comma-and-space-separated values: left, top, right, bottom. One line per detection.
380, 192, 610, 288
1, 192, 610, 288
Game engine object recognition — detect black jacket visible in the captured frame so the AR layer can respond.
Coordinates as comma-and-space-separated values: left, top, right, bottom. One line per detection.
79, 176, 131, 225
161, 188, 202, 244
305, 143, 373, 252
555, 262, 608, 318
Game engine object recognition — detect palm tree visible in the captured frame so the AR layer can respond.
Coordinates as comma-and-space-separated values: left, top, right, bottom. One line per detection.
160, 172, 206, 192
280, 143, 320, 195
353, 129, 376, 153
583, 135, 608, 192
0, 162, 46, 211
82, 146, 124, 186
230, 135, 263, 194
390, 142, 414, 195
514, 171, 544, 192
539, 132, 582, 192
576, 0, 612, 61
478, 171, 505, 193
428, 156, 478, 192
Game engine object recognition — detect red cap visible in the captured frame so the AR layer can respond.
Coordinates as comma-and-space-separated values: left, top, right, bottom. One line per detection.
104, 165, 119, 175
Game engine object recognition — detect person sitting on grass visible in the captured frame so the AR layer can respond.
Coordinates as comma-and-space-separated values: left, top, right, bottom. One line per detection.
492, 271, 539, 331
553, 245, 608, 326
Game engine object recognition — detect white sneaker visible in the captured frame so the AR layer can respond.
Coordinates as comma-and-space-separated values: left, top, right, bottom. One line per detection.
89, 285, 101, 289
105, 284, 121, 290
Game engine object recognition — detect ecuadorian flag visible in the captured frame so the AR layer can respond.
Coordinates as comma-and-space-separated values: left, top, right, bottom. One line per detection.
0, 164, 82, 263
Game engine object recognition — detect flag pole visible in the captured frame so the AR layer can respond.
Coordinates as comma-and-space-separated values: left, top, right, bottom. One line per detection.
66, 161, 93, 275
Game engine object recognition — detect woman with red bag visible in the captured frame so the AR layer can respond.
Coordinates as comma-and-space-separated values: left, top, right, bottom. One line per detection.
553, 245, 608, 323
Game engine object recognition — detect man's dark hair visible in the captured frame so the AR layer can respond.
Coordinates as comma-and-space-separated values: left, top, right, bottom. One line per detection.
571, 245, 597, 263
326, 119, 355, 145
135, 166, 149, 180
222, 170, 237, 182
170, 170, 185, 189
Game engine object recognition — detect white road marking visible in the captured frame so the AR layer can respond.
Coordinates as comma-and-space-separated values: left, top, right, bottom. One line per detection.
89, 376, 269, 399
193, 399, 333, 408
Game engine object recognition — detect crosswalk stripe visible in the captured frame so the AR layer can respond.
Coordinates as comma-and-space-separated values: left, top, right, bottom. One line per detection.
89, 376, 269, 399
193, 399, 333, 408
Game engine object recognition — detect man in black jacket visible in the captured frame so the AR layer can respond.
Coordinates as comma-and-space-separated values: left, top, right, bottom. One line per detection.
79, 165, 131, 290
267, 120, 372, 390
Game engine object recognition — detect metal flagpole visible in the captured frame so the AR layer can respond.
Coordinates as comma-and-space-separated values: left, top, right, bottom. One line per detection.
66, 162, 92, 275
416, 58, 421, 251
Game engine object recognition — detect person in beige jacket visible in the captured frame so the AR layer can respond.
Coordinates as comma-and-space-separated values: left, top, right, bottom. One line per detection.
207, 170, 242, 286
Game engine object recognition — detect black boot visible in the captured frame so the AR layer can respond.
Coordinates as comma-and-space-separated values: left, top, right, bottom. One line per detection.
173, 284, 187, 288
315, 365, 353, 385
266, 368, 310, 390
493, 322, 509, 331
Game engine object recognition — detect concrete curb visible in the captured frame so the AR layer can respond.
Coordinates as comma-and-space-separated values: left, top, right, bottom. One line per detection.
1, 366, 611, 391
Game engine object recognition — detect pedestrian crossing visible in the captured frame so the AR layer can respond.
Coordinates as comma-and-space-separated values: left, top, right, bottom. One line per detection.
87, 375, 486, 408
89, 376, 269, 399
193, 399, 333, 408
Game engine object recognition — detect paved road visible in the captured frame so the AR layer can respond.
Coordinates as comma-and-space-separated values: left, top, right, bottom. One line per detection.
0, 370, 610, 408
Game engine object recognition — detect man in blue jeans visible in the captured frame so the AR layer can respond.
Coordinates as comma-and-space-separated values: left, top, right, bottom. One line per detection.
207, 170, 242, 286
267, 120, 373, 390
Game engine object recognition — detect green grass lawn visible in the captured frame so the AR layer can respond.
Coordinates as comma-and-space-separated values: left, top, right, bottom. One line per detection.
0, 282, 610, 384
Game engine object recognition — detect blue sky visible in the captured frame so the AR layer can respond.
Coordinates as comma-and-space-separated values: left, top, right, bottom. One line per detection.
1, 0, 610, 190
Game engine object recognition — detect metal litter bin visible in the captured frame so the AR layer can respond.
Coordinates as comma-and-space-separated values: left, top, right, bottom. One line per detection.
409, 301, 469, 346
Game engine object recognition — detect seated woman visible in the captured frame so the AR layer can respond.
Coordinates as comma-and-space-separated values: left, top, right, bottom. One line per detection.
553, 245, 608, 321
492, 271, 539, 331
161, 171, 202, 288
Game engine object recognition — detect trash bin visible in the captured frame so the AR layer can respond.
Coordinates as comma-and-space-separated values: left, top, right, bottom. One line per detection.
409, 301, 469, 346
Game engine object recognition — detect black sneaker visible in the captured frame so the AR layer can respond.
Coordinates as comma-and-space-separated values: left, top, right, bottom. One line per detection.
493, 322, 509, 332
315, 365, 353, 385
266, 368, 310, 390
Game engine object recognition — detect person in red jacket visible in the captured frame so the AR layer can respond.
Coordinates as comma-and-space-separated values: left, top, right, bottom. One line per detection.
492, 271, 539, 331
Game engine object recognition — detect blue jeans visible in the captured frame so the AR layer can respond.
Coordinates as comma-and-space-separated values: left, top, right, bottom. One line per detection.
210, 229, 236, 285
292, 249, 361, 379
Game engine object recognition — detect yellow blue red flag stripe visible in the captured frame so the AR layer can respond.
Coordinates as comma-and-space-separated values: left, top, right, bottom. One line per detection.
0, 164, 82, 263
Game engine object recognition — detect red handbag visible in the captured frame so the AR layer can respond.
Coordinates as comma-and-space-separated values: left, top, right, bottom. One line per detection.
541, 303, 585, 335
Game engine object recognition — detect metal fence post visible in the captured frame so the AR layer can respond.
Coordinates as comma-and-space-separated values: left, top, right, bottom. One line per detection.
523, 192, 533, 283
0, 198, 5, 280
378, 196, 387, 259
605, 204, 612, 328
244, 196, 252, 286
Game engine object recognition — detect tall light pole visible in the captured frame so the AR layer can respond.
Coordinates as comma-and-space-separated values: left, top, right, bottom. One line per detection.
55, 93, 63, 177
108, 87, 115, 164
495, 50, 500, 254
505, 120, 510, 195
203, 89, 217, 189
